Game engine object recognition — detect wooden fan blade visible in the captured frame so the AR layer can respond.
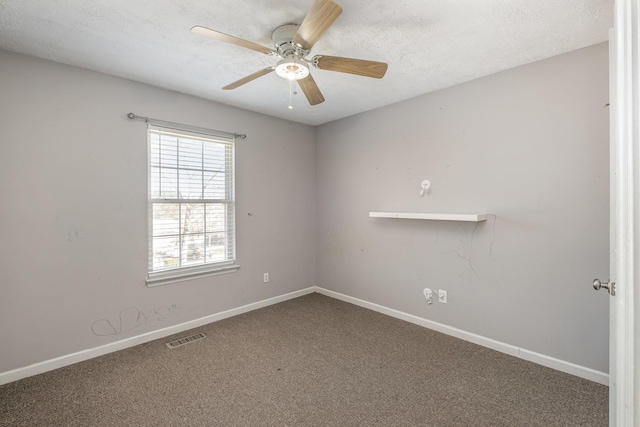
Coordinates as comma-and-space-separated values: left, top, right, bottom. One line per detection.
314, 55, 388, 79
191, 26, 275, 55
297, 74, 325, 105
292, 0, 343, 51
223, 68, 275, 90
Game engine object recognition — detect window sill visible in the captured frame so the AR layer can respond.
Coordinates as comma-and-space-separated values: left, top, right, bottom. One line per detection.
146, 262, 240, 287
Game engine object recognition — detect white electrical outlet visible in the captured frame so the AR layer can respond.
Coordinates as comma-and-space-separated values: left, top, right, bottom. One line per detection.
438, 290, 447, 303
263, 273, 269, 283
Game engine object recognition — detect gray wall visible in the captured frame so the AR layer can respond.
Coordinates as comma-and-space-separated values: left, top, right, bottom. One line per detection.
0, 50, 316, 373
315, 43, 610, 372
1, 42, 610, 377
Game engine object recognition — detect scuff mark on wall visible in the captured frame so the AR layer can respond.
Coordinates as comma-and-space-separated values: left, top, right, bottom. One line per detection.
67, 226, 86, 241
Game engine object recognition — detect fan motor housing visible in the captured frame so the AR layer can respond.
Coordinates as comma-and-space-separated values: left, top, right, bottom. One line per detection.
272, 24, 308, 57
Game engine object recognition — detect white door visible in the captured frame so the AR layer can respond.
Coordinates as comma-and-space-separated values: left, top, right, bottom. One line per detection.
606, 1, 638, 425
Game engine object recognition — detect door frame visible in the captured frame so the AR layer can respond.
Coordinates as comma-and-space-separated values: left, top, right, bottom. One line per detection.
611, 0, 638, 425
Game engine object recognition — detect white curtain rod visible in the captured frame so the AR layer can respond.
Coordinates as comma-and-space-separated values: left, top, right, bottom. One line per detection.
127, 112, 247, 140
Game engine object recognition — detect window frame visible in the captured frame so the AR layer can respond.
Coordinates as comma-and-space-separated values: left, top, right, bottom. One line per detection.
145, 124, 238, 287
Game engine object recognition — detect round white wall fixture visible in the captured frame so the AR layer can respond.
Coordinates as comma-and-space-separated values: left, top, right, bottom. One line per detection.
420, 179, 431, 196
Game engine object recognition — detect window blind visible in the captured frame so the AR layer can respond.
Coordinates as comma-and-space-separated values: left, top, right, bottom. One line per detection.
147, 125, 236, 279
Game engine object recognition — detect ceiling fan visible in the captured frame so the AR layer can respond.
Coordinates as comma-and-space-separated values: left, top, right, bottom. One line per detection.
191, 0, 388, 106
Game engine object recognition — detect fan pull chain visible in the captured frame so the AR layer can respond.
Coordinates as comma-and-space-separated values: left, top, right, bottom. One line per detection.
288, 79, 293, 110
288, 80, 300, 110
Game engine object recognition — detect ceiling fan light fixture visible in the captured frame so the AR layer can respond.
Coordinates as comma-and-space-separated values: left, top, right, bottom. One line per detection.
275, 57, 310, 81
193, 0, 386, 106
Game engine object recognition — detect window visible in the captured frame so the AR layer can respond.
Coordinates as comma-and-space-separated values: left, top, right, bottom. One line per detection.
146, 124, 237, 286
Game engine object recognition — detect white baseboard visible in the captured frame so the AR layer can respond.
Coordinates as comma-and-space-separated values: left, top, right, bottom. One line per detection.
1, 286, 609, 387
0, 287, 315, 386
314, 286, 609, 386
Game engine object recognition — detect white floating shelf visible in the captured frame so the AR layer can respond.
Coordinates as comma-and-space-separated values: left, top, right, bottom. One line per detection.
369, 212, 489, 222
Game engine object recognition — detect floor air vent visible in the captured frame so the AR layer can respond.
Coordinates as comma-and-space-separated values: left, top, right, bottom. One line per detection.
166, 332, 206, 349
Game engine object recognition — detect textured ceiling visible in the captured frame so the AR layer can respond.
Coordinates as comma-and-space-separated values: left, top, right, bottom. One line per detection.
0, 0, 613, 126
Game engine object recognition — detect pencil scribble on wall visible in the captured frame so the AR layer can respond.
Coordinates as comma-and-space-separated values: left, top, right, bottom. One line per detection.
436, 215, 497, 279
91, 304, 184, 336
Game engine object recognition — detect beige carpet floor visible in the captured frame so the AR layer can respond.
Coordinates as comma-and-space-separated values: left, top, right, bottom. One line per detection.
0, 293, 608, 426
